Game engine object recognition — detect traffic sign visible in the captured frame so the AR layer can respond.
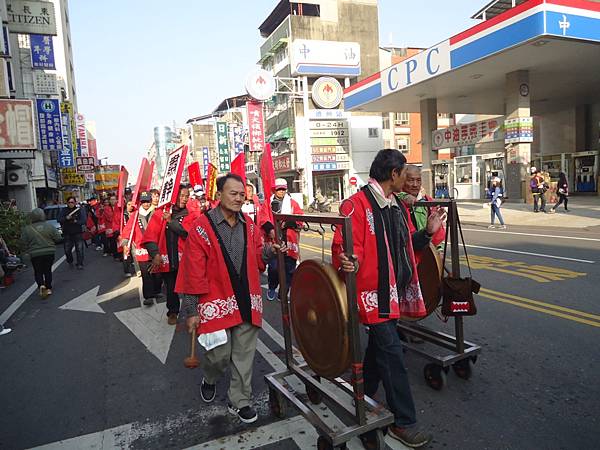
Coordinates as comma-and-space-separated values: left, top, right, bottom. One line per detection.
349, 176, 357, 186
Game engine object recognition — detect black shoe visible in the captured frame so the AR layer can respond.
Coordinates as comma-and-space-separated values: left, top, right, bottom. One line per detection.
76, 265, 84, 270
200, 378, 216, 403
228, 403, 257, 424
143, 297, 154, 306
533, 210, 539, 213
68, 262, 74, 268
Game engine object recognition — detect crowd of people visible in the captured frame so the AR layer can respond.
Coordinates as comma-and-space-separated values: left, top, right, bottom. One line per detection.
2, 150, 467, 448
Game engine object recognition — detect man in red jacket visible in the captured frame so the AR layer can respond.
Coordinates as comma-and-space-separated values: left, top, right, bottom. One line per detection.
333, 150, 438, 448
176, 174, 278, 425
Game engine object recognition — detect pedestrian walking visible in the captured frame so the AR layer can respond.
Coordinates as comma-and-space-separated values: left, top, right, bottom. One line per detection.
258, 178, 303, 302
122, 192, 161, 305
142, 185, 197, 325
488, 177, 506, 229
333, 149, 432, 448
550, 172, 569, 213
21, 208, 61, 298
176, 173, 272, 424
97, 197, 108, 253
58, 196, 86, 269
529, 167, 547, 213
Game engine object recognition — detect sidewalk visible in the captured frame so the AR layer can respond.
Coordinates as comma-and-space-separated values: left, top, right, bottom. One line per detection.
457, 196, 600, 230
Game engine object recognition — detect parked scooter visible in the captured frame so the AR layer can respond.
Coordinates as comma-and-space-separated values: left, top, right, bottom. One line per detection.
308, 194, 332, 213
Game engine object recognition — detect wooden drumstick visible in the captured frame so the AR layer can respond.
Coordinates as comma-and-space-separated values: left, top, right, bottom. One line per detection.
184, 328, 200, 369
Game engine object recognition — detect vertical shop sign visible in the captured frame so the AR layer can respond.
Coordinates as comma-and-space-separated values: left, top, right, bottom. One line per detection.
202, 146, 210, 178
247, 101, 265, 152
58, 109, 74, 167
30, 34, 55, 69
216, 121, 230, 172
75, 113, 88, 156
35, 98, 62, 150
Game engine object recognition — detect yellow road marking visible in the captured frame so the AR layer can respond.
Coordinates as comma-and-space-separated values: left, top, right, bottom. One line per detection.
480, 288, 600, 321
478, 291, 600, 328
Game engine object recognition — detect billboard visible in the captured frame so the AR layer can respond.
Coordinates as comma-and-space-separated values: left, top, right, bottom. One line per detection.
75, 113, 88, 156
290, 39, 361, 76
95, 165, 120, 192
36, 98, 62, 150
6, 1, 57, 35
0, 99, 35, 150
30, 34, 55, 69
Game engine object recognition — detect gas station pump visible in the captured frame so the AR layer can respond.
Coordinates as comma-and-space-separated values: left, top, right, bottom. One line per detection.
482, 152, 506, 199
453, 155, 482, 200
574, 151, 599, 193
432, 159, 452, 198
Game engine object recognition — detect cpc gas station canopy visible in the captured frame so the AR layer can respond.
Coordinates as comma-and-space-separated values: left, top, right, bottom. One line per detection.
344, 0, 600, 115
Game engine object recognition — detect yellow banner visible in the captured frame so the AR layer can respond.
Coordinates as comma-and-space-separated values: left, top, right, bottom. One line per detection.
60, 168, 85, 186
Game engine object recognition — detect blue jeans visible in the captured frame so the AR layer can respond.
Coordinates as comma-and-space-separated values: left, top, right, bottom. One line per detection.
490, 204, 504, 225
267, 255, 296, 292
64, 233, 84, 266
364, 320, 417, 427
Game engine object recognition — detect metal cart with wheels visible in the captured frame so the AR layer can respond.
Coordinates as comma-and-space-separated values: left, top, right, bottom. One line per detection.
265, 213, 394, 450
396, 198, 482, 390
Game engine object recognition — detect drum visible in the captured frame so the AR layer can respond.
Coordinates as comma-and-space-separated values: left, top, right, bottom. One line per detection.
289, 260, 351, 378
403, 243, 443, 321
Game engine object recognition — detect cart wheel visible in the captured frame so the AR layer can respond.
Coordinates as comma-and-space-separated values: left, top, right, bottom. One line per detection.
308, 206, 315, 213
268, 387, 287, 419
359, 429, 386, 450
452, 358, 474, 380
306, 382, 323, 405
317, 435, 347, 450
424, 363, 446, 390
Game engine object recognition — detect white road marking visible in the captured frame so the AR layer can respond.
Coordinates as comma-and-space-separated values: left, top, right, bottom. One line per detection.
0, 255, 66, 325
59, 277, 136, 313
463, 227, 600, 242
460, 244, 595, 264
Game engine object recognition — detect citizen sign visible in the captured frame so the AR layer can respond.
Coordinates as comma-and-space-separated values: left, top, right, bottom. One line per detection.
6, 1, 57, 35
381, 40, 450, 96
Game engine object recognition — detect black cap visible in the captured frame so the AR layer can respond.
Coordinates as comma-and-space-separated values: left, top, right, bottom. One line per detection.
139, 191, 152, 203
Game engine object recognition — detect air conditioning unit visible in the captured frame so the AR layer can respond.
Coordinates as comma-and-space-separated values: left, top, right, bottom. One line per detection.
7, 168, 28, 186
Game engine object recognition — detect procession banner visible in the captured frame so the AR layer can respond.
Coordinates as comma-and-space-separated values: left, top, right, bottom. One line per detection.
206, 163, 218, 201
188, 161, 203, 190
260, 143, 275, 224
158, 145, 188, 208
131, 157, 152, 205
230, 153, 246, 187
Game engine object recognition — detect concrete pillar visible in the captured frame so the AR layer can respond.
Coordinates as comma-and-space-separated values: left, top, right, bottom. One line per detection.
505, 70, 530, 201
419, 98, 437, 196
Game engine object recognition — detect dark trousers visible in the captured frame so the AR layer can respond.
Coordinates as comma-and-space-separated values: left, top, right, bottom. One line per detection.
139, 261, 162, 300
122, 256, 135, 275
31, 254, 54, 289
553, 194, 569, 210
64, 233, 84, 266
106, 235, 118, 258
101, 233, 108, 253
162, 270, 180, 315
533, 192, 546, 212
267, 255, 297, 292
363, 320, 417, 427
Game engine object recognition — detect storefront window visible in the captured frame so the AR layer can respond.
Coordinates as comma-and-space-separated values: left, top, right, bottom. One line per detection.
455, 163, 473, 184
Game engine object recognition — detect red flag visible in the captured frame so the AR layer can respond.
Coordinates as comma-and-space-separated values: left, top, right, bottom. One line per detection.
131, 158, 152, 205
260, 143, 275, 224
230, 153, 246, 187
206, 163, 218, 201
188, 162, 203, 189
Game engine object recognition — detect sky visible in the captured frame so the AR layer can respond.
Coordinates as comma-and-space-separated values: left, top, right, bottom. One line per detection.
69, 1, 479, 174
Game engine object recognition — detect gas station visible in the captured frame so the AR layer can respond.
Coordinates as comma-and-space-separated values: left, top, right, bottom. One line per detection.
344, 0, 600, 200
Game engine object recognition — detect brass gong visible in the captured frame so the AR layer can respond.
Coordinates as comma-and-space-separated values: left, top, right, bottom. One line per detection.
403, 243, 443, 321
290, 260, 351, 378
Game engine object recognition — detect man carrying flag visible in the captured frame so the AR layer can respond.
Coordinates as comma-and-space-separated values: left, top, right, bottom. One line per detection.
122, 191, 161, 305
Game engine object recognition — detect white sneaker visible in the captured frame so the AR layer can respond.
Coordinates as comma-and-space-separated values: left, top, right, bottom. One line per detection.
46, 289, 53, 296
0, 327, 12, 336
39, 285, 48, 299
498, 225, 507, 229
96, 246, 103, 251
488, 225, 496, 229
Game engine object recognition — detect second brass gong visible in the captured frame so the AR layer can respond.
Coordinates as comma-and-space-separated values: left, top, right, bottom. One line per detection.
289, 260, 351, 378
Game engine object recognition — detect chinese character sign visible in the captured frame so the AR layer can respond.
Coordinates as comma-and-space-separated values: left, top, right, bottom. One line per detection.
247, 101, 265, 153
432, 117, 504, 150
0, 99, 35, 150
202, 146, 210, 179
35, 98, 62, 150
60, 101, 78, 155
30, 34, 55, 69
158, 145, 188, 208
216, 121, 230, 172
58, 111, 74, 167
232, 125, 245, 156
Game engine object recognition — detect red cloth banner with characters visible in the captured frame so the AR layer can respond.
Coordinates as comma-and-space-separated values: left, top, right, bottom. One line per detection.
188, 161, 203, 189
157, 145, 188, 208
206, 163, 218, 201
247, 101, 265, 153
260, 143, 275, 224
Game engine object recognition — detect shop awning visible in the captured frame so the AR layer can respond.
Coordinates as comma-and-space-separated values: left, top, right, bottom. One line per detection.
266, 127, 294, 142
344, 0, 600, 115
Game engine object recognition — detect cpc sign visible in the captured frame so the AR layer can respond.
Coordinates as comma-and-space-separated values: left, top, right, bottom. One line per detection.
381, 40, 451, 96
